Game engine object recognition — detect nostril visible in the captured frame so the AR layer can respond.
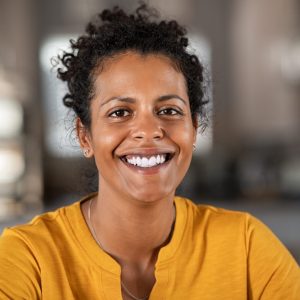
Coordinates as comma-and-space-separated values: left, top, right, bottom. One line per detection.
153, 133, 163, 140
131, 127, 164, 140
130, 114, 164, 139
133, 135, 144, 140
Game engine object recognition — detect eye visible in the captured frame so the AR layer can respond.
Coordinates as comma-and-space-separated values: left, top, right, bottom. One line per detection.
158, 108, 183, 116
109, 109, 131, 118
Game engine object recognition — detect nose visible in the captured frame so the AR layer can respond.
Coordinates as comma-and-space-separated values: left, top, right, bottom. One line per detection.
131, 114, 164, 141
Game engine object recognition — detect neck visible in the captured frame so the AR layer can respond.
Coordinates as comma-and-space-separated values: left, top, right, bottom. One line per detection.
90, 188, 176, 264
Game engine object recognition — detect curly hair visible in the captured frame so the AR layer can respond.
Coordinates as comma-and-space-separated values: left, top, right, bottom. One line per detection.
56, 3, 209, 130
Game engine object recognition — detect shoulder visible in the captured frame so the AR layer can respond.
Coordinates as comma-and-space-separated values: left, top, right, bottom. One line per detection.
175, 196, 295, 248
0, 196, 85, 298
0, 195, 88, 250
175, 196, 298, 262
175, 196, 300, 297
175, 196, 251, 231
2, 204, 71, 241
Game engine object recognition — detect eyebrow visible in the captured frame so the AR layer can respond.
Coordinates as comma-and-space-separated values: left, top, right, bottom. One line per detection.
100, 94, 187, 107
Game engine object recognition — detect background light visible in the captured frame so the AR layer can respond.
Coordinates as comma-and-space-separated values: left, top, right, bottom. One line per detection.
0, 148, 25, 184
0, 97, 23, 138
40, 34, 81, 157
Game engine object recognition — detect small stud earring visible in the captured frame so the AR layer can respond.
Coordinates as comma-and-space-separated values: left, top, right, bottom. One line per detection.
83, 149, 89, 157
193, 144, 196, 152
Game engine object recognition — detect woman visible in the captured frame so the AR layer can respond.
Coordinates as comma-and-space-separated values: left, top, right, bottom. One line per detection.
0, 4, 299, 300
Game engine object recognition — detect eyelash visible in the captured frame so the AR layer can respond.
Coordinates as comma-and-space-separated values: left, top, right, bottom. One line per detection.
157, 108, 183, 116
108, 109, 131, 118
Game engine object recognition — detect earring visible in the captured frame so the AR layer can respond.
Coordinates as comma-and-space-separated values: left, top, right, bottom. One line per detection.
83, 149, 89, 157
193, 144, 196, 152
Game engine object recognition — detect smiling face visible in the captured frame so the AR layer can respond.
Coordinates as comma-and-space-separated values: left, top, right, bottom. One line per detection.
78, 51, 197, 203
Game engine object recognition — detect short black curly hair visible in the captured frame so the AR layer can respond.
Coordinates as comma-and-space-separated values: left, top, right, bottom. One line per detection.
56, 3, 208, 130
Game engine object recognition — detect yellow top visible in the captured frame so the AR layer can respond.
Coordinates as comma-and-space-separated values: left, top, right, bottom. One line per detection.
0, 195, 299, 299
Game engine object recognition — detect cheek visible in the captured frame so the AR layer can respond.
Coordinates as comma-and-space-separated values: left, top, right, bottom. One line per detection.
92, 124, 123, 151
176, 121, 196, 146
90, 129, 122, 170
96, 133, 117, 150
176, 124, 195, 162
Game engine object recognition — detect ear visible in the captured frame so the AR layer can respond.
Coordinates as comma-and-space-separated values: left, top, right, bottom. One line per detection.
76, 118, 94, 158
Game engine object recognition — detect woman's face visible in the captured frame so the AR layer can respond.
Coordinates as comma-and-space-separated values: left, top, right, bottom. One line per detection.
79, 51, 197, 203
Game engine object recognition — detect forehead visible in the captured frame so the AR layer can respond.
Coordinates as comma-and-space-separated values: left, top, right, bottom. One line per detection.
92, 51, 187, 98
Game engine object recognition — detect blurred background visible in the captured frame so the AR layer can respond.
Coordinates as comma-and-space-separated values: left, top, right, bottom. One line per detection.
0, 0, 299, 262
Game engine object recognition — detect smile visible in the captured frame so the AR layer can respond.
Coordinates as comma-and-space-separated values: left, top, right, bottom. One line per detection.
121, 153, 173, 168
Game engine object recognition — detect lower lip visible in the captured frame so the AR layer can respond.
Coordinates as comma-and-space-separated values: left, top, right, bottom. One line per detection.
120, 159, 172, 175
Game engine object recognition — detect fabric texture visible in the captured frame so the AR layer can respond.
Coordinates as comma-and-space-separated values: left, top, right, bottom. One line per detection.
0, 195, 299, 299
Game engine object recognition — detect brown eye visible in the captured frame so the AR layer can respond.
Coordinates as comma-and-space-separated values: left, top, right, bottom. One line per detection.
109, 109, 131, 118
158, 108, 182, 116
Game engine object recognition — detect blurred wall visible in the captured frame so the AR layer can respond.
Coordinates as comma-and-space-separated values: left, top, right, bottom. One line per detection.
231, 0, 300, 145
0, 0, 42, 220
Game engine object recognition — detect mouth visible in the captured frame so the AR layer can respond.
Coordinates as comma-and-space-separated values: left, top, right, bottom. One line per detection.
120, 153, 174, 168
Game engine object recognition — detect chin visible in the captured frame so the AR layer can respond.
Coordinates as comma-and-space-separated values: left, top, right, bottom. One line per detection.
128, 189, 175, 205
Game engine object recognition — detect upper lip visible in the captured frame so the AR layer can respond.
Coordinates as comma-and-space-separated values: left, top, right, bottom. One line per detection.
117, 147, 175, 157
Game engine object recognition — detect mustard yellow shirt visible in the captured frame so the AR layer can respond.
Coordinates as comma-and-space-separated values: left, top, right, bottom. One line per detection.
0, 195, 299, 299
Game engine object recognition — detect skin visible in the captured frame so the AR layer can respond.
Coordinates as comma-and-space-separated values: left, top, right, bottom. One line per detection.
78, 51, 197, 299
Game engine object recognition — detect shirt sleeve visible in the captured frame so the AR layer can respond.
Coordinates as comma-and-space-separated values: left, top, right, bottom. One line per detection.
0, 228, 41, 299
246, 214, 300, 299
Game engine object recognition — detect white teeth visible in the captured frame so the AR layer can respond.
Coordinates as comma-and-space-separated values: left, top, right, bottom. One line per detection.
125, 154, 168, 168
149, 156, 156, 167
156, 155, 161, 164
141, 157, 149, 167
132, 157, 136, 165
